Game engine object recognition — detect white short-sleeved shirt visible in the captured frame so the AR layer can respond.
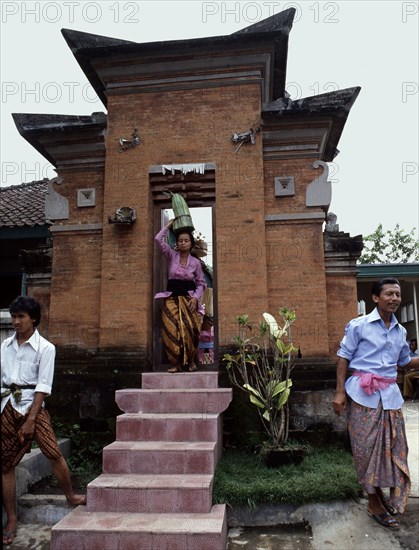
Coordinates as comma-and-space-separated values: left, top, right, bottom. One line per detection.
1, 330, 56, 415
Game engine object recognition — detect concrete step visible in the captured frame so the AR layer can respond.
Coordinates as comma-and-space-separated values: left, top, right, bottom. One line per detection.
142, 371, 220, 389
102, 441, 218, 474
115, 388, 232, 414
116, 412, 221, 442
51, 503, 228, 550
17, 494, 72, 525
87, 473, 213, 513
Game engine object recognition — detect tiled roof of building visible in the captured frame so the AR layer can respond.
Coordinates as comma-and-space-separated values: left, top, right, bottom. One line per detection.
0, 180, 49, 228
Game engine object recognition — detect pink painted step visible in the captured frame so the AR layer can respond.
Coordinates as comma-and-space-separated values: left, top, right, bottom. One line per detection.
51, 504, 227, 550
142, 371, 219, 389
102, 441, 217, 475
116, 412, 221, 442
51, 373, 232, 550
115, 388, 232, 414
87, 473, 213, 513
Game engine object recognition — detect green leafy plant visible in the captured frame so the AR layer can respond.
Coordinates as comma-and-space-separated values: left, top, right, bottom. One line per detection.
224, 308, 297, 452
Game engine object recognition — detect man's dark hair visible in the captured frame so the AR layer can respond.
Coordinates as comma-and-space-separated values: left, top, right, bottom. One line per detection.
9, 296, 41, 327
371, 277, 401, 297
410, 338, 417, 345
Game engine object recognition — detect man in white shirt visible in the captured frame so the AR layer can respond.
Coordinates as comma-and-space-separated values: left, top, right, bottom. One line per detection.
1, 296, 86, 546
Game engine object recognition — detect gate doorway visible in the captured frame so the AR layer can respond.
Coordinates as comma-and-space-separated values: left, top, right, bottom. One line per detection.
150, 164, 216, 371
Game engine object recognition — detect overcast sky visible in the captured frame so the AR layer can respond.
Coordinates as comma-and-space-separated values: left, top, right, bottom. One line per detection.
1, 0, 418, 241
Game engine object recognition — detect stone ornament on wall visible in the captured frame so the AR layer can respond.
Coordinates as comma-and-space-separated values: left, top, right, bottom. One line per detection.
274, 176, 295, 197
119, 128, 141, 152
306, 160, 332, 210
108, 207, 137, 225
77, 188, 96, 208
231, 126, 261, 153
45, 177, 69, 221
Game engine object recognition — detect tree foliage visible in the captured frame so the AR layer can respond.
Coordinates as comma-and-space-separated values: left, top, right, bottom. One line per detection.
358, 223, 419, 264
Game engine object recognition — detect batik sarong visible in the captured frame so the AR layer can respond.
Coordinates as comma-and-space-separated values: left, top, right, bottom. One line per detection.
162, 296, 201, 366
2, 400, 63, 473
347, 400, 411, 513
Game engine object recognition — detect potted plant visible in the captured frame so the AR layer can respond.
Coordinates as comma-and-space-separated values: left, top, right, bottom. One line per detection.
224, 308, 307, 466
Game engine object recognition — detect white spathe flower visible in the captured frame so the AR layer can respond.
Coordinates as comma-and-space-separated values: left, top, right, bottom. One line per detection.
262, 312, 285, 339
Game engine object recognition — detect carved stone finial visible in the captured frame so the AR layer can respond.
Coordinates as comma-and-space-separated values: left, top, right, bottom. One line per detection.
325, 211, 339, 233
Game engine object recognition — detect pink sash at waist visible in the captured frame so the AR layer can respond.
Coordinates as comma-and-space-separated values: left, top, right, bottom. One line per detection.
352, 371, 397, 396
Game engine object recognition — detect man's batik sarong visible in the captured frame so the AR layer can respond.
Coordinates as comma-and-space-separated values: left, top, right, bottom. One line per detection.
2, 400, 63, 473
347, 400, 411, 513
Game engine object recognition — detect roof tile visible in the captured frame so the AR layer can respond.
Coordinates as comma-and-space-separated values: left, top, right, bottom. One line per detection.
0, 180, 49, 228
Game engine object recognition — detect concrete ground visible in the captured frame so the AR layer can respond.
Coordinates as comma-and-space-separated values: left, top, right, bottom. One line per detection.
4, 402, 419, 549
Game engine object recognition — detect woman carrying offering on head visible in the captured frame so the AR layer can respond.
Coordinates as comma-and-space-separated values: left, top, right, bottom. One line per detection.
155, 219, 206, 373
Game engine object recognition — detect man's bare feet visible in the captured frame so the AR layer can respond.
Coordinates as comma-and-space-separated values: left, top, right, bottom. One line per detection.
67, 494, 86, 506
2, 521, 17, 546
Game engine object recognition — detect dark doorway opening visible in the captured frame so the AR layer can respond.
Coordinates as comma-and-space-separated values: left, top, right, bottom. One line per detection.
150, 164, 216, 371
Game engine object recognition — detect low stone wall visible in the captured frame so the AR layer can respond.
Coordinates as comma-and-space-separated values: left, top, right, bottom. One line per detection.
290, 389, 347, 435
15, 439, 71, 499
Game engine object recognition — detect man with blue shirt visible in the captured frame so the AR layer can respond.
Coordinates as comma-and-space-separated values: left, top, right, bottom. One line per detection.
333, 277, 419, 531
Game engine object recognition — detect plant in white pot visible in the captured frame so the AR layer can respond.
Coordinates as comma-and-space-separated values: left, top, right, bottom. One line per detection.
224, 308, 307, 466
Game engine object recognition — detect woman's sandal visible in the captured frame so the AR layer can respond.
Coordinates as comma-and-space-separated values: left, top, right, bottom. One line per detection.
167, 366, 181, 373
368, 510, 399, 530
188, 364, 197, 372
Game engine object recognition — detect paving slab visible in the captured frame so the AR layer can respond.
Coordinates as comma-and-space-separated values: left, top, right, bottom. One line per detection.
404, 400, 419, 497
8, 498, 418, 550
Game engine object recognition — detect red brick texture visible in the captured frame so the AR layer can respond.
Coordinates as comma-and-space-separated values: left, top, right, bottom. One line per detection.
47, 82, 358, 364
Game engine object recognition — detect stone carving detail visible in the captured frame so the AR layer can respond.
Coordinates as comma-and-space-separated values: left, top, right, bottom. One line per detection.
77, 188, 96, 207
325, 211, 339, 233
45, 177, 69, 220
119, 128, 140, 152
274, 176, 295, 196
231, 126, 261, 153
108, 207, 137, 225
306, 160, 332, 209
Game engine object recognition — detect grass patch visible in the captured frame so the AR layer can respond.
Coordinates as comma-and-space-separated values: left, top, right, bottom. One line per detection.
213, 444, 360, 508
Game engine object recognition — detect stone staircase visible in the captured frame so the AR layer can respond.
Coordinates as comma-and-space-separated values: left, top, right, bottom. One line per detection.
51, 372, 232, 549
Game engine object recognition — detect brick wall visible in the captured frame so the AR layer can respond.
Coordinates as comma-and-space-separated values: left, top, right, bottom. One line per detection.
48, 169, 104, 350
99, 84, 266, 354
326, 274, 359, 356
46, 82, 359, 367
263, 158, 330, 356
